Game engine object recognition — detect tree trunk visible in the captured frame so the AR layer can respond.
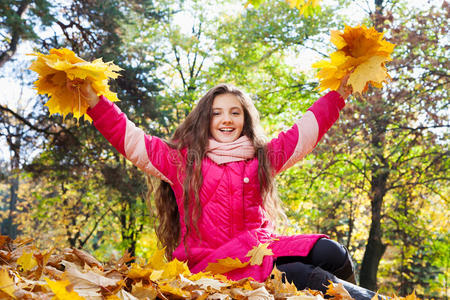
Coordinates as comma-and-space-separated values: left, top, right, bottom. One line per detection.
1, 136, 21, 239
1, 173, 19, 238
359, 114, 389, 289
359, 168, 388, 290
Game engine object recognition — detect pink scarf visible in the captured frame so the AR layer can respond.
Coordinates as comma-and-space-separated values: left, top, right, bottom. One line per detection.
206, 136, 255, 165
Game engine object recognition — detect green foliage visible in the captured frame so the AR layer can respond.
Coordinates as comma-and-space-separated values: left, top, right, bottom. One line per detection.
0, 0, 54, 41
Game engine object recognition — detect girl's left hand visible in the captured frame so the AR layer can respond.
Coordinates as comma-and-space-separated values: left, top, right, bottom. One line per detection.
66, 79, 99, 108
337, 74, 352, 100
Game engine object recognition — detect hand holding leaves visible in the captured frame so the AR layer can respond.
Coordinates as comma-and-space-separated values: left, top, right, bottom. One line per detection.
66, 79, 99, 108
336, 74, 351, 100
29, 48, 122, 122
313, 25, 395, 96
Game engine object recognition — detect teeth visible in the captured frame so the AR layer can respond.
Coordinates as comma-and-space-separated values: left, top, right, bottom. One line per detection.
220, 128, 233, 132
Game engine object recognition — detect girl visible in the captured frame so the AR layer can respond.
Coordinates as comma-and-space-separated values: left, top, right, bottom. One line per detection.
72, 80, 381, 299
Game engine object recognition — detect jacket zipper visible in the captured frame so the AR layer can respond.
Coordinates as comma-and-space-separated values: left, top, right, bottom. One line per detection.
227, 167, 234, 237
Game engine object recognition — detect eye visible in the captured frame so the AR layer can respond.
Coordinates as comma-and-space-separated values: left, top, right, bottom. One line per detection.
232, 110, 241, 116
212, 111, 220, 116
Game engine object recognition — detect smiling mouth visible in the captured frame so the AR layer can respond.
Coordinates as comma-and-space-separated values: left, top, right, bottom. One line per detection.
219, 128, 235, 132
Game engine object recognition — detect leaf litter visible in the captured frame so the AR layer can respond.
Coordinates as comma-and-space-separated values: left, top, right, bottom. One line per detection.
0, 236, 417, 299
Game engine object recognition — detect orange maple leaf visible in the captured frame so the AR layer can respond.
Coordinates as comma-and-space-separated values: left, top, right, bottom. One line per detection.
205, 257, 250, 274
313, 25, 395, 95
29, 48, 122, 122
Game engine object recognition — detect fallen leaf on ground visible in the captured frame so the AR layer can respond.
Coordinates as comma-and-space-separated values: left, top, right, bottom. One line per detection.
45, 278, 85, 300
205, 257, 250, 274
0, 268, 16, 298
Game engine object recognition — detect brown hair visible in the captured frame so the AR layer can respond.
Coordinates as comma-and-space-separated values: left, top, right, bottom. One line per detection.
147, 83, 285, 259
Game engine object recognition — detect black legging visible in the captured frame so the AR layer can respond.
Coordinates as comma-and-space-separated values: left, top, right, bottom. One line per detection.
274, 238, 354, 290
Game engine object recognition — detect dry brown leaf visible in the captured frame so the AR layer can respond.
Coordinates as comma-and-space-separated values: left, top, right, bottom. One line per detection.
326, 281, 353, 300
0, 236, 418, 300
131, 282, 158, 300
286, 295, 325, 299
207, 292, 231, 299
71, 248, 103, 270
193, 277, 230, 292
0, 236, 13, 250
115, 251, 135, 270
62, 260, 120, 297
231, 286, 274, 300
113, 289, 138, 300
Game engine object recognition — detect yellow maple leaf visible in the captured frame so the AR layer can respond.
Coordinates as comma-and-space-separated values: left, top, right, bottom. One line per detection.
150, 269, 164, 281
127, 263, 153, 280
348, 56, 389, 94
245, 243, 274, 266
265, 267, 300, 296
402, 290, 419, 300
205, 257, 250, 274
17, 251, 38, 272
29, 48, 122, 122
313, 24, 395, 95
0, 268, 16, 299
44, 278, 85, 300
159, 282, 191, 298
148, 248, 167, 270
161, 259, 191, 280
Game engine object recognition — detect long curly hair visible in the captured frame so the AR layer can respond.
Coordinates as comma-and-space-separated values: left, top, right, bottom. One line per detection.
147, 84, 286, 259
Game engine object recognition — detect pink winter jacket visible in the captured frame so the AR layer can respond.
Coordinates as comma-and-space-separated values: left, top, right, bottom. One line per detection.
87, 91, 345, 282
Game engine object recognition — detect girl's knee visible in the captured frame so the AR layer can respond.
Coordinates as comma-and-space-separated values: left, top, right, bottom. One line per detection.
309, 238, 349, 271
276, 262, 315, 290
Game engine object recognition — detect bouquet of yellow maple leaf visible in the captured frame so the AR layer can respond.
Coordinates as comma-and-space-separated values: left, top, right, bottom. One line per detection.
313, 24, 396, 95
29, 48, 122, 122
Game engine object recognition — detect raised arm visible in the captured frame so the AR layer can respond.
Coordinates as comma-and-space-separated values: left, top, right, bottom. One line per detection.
70, 80, 180, 185
267, 91, 346, 174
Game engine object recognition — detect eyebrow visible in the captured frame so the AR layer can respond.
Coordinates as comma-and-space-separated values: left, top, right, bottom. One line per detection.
212, 106, 243, 110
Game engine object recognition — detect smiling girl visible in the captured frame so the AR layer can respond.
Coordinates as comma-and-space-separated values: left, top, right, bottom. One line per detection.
70, 79, 383, 299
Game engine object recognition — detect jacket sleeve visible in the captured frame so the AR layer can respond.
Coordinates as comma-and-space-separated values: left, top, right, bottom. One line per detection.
87, 96, 180, 185
267, 91, 345, 174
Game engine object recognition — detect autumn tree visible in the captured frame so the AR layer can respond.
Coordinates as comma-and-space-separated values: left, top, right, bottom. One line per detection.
0, 0, 54, 67
1, 0, 169, 255
288, 0, 449, 295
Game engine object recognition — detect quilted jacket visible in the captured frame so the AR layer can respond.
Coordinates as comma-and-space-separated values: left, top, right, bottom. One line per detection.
87, 91, 345, 282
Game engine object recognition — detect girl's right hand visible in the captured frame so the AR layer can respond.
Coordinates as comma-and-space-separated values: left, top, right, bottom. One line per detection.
66, 79, 99, 108
337, 74, 352, 100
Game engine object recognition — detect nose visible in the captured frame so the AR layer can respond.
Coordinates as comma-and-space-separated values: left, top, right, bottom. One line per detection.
222, 113, 232, 124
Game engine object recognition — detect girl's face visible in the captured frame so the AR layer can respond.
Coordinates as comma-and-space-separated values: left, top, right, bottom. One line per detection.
210, 93, 245, 143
